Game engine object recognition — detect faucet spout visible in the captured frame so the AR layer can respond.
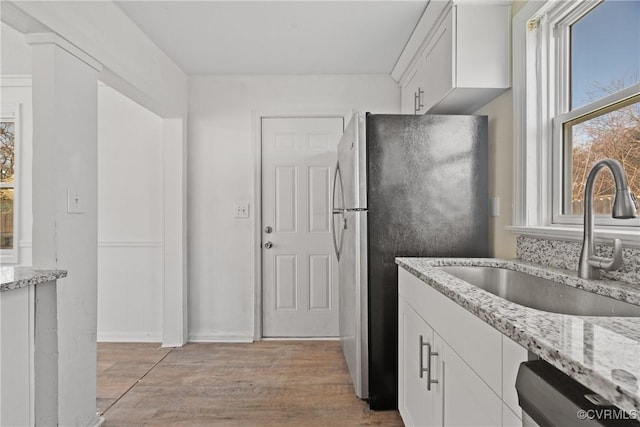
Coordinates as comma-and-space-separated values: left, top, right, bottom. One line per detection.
578, 159, 638, 279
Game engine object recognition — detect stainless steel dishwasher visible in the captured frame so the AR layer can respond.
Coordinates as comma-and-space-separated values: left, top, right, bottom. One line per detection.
516, 360, 640, 426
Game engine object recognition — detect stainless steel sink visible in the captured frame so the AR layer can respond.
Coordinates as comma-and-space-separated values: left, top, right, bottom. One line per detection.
437, 266, 640, 317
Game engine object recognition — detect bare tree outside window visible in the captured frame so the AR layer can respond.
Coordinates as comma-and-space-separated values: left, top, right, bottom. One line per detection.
0, 121, 15, 250
569, 83, 640, 215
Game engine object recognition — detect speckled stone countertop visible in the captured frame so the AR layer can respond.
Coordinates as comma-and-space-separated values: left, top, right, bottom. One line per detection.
0, 266, 67, 292
396, 257, 640, 415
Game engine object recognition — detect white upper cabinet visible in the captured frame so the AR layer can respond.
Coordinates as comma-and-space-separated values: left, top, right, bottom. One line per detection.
396, 2, 511, 115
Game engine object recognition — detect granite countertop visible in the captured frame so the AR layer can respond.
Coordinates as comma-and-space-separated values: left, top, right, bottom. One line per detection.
396, 257, 640, 415
0, 266, 67, 292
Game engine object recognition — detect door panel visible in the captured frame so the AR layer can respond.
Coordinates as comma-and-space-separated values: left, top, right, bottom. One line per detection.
262, 117, 343, 337
275, 166, 298, 232
275, 254, 297, 310
308, 166, 331, 233
309, 254, 330, 310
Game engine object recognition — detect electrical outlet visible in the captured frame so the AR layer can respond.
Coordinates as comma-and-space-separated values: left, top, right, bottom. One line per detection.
67, 188, 84, 214
234, 203, 250, 218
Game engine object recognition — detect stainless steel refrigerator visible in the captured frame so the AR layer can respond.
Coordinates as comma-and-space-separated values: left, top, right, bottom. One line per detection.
331, 112, 489, 410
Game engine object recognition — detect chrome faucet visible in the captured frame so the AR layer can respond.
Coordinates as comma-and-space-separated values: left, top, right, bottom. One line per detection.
578, 159, 638, 279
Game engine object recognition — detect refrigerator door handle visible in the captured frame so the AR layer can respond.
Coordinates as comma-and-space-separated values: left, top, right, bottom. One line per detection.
331, 211, 345, 261
332, 162, 346, 260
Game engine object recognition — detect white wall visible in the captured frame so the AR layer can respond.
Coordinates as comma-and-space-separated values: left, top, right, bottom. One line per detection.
188, 74, 400, 341
472, 1, 529, 259
97, 84, 164, 342
475, 90, 517, 259
0, 78, 166, 342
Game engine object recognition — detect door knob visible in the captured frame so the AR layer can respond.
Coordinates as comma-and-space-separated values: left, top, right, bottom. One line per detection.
264, 241, 273, 249
264, 226, 273, 234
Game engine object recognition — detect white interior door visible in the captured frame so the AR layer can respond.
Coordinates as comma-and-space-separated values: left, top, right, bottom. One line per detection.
262, 117, 343, 337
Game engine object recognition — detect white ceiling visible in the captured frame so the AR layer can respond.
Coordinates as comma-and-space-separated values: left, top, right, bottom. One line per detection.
115, 1, 428, 75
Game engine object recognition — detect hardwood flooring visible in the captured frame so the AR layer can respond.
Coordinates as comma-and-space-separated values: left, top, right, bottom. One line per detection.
97, 341, 404, 426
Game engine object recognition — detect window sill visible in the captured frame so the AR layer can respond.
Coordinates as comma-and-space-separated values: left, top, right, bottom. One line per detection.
0, 253, 19, 265
506, 225, 640, 249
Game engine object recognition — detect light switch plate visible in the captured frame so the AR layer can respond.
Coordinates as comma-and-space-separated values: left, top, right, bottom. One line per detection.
67, 188, 84, 214
234, 203, 250, 218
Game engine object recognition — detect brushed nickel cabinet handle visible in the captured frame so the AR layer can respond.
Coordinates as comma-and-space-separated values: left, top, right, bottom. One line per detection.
426, 342, 439, 391
414, 87, 424, 114
419, 335, 429, 378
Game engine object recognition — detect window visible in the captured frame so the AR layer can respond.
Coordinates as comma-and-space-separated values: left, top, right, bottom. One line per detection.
512, 0, 640, 245
0, 111, 18, 263
553, 0, 640, 224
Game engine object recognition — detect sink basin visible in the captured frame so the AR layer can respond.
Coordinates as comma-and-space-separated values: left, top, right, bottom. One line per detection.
437, 266, 640, 317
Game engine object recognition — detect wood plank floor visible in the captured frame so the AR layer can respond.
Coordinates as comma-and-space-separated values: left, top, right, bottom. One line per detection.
98, 341, 404, 426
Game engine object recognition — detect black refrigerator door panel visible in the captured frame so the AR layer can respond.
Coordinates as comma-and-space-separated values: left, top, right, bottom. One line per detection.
366, 113, 489, 410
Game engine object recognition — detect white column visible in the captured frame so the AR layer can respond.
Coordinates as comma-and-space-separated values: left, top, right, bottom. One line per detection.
162, 118, 188, 347
28, 33, 102, 427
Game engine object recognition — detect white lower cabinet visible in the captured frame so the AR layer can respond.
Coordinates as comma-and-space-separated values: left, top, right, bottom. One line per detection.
399, 267, 526, 427
399, 297, 501, 426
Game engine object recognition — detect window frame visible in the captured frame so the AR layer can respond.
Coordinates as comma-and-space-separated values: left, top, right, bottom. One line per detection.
552, 89, 640, 226
551, 0, 640, 227
0, 105, 20, 264
510, 0, 640, 248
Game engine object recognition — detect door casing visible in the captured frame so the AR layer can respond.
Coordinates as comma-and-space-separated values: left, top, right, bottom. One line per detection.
252, 109, 351, 340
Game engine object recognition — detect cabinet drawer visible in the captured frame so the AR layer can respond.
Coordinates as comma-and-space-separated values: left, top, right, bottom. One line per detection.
399, 267, 502, 395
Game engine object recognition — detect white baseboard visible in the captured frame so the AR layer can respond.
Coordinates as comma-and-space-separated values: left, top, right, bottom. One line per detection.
261, 337, 340, 341
188, 332, 254, 343
97, 331, 162, 343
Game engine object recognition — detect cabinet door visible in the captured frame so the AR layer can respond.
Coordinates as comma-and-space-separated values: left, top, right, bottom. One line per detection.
502, 336, 528, 418
440, 336, 502, 426
422, 7, 454, 112
503, 403, 523, 427
399, 298, 436, 426
401, 63, 422, 114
